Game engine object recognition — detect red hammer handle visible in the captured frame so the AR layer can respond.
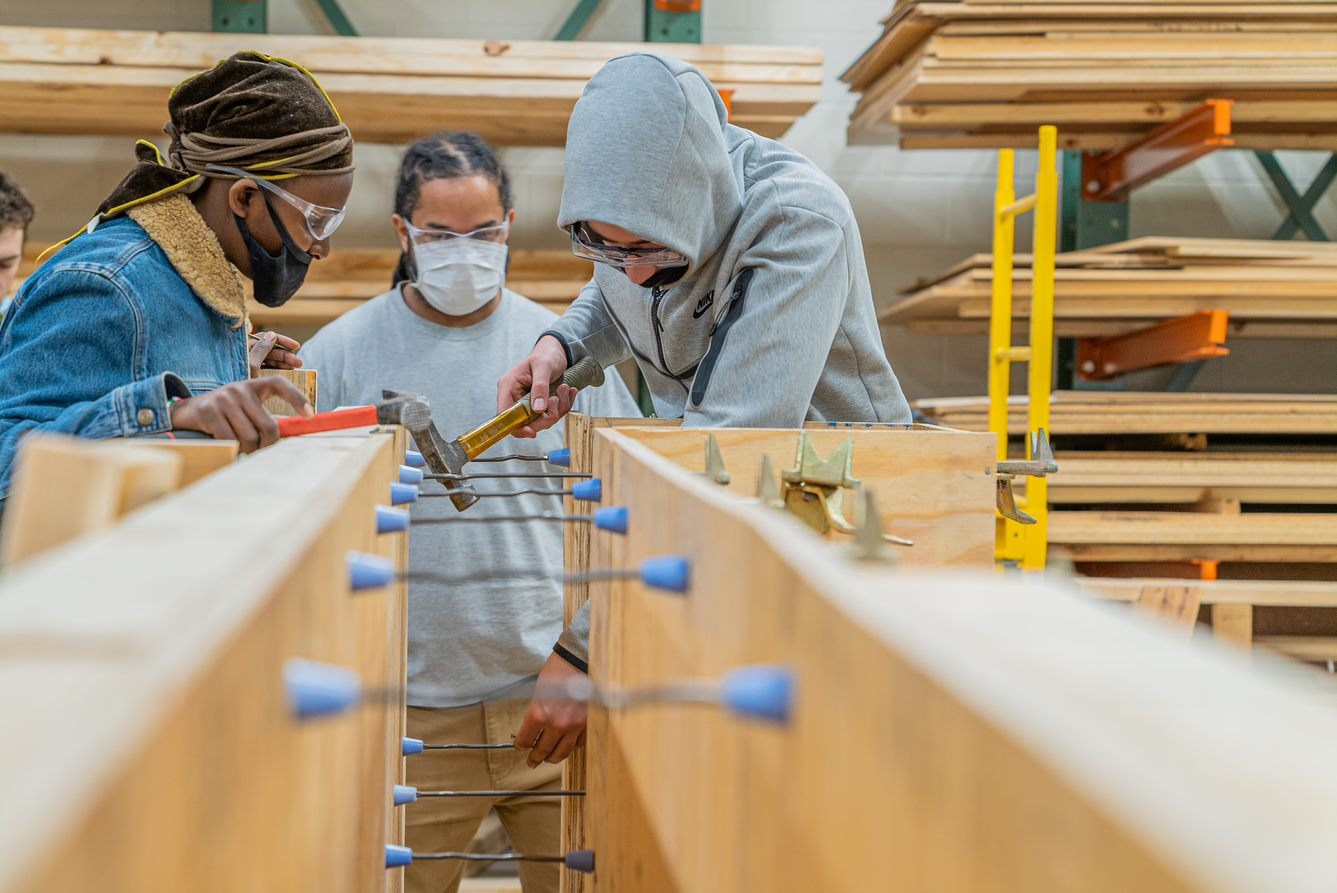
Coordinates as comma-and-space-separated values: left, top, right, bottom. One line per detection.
276, 405, 378, 438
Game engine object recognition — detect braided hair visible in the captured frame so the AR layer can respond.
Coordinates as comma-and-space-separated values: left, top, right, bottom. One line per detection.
392, 131, 513, 286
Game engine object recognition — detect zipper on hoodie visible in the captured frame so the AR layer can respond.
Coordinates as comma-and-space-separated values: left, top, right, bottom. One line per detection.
649, 286, 687, 393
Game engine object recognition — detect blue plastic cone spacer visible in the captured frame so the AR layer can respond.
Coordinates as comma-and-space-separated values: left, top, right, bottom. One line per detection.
722, 665, 795, 725
571, 479, 602, 502
393, 784, 418, 806
376, 506, 411, 535
284, 658, 362, 720
565, 850, 596, 874
390, 482, 419, 505
348, 552, 397, 592
385, 844, 413, 868
399, 464, 424, 485
401, 736, 425, 756
640, 555, 690, 595
404, 449, 426, 468
547, 448, 571, 467
593, 506, 629, 535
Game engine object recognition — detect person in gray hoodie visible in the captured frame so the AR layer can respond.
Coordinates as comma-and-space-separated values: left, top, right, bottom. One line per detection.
503, 52, 911, 768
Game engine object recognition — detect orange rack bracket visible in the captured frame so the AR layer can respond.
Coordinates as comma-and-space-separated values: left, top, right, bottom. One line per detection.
1082, 99, 1235, 202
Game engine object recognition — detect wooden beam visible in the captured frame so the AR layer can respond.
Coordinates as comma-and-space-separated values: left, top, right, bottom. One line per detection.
0, 427, 407, 892
0, 436, 184, 565
579, 424, 1337, 892
0, 27, 822, 146
1075, 576, 1337, 608
609, 425, 997, 567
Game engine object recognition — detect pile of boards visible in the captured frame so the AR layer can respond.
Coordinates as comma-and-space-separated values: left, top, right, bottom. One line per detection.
881, 237, 1337, 339
0, 26, 822, 146
918, 389, 1337, 573
842, 1, 1337, 149
17, 245, 593, 329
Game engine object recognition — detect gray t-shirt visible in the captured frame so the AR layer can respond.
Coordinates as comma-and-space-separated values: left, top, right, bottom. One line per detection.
301, 285, 641, 706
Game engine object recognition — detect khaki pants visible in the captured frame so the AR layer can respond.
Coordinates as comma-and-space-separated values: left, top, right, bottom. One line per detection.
406, 699, 562, 893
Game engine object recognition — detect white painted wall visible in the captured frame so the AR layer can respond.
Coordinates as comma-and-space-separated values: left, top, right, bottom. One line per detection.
2, 0, 1334, 396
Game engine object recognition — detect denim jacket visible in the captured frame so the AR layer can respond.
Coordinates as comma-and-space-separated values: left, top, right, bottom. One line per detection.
0, 214, 247, 501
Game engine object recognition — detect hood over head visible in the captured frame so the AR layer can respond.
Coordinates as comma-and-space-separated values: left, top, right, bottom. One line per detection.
557, 53, 743, 273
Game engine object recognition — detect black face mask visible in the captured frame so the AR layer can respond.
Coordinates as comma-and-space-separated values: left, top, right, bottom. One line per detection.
635, 265, 688, 290
236, 193, 313, 307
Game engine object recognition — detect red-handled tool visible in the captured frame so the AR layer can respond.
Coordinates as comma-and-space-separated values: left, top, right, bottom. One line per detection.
276, 405, 378, 438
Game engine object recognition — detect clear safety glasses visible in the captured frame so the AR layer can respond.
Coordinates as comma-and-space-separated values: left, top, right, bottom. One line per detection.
567, 222, 688, 270
207, 164, 347, 241
405, 220, 510, 245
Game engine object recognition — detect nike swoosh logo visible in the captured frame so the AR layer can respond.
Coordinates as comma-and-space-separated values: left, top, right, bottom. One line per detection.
691, 292, 714, 319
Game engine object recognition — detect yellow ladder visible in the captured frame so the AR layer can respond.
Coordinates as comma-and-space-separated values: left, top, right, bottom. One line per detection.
990, 126, 1058, 571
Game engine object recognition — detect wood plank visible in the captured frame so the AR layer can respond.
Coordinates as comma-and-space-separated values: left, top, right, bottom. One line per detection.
0, 437, 183, 565
581, 423, 1337, 892
914, 392, 1337, 435
258, 369, 318, 417
1046, 452, 1337, 505
613, 425, 997, 567
1075, 576, 1337, 607
135, 440, 239, 487
1256, 635, 1337, 662
844, 4, 1337, 147
1212, 604, 1256, 647
0, 28, 822, 146
561, 413, 594, 893
0, 427, 407, 892
1050, 511, 1337, 547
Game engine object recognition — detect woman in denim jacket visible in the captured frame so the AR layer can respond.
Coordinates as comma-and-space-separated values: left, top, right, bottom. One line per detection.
0, 51, 355, 503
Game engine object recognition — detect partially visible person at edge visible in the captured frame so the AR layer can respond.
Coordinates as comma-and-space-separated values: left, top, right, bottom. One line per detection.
0, 51, 356, 506
301, 131, 640, 893
0, 170, 35, 323
496, 53, 913, 769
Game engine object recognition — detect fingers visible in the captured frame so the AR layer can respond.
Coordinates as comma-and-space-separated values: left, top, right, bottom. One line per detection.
237, 387, 282, 450
528, 383, 576, 434
219, 395, 262, 453
271, 332, 301, 353
250, 378, 314, 417
529, 367, 552, 415
498, 359, 534, 415
247, 331, 278, 378
544, 726, 586, 765
262, 333, 303, 369
526, 725, 560, 768
515, 701, 547, 755
262, 347, 302, 370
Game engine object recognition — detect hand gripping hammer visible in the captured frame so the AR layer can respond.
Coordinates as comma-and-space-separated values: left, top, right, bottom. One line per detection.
380, 356, 605, 513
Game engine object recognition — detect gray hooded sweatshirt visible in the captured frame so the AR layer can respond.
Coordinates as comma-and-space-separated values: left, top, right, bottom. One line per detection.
544, 52, 910, 428
548, 53, 911, 666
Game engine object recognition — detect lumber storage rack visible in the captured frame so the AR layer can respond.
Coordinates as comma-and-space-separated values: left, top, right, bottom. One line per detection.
1062, 99, 1239, 386
990, 126, 1057, 572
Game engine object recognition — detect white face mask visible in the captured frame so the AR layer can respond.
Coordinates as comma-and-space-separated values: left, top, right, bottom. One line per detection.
412, 238, 508, 316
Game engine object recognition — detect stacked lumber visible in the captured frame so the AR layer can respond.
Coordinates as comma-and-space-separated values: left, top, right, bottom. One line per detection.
881, 237, 1337, 338
842, 1, 1337, 148
919, 390, 1337, 568
17, 245, 592, 329
0, 26, 821, 146
915, 391, 1337, 436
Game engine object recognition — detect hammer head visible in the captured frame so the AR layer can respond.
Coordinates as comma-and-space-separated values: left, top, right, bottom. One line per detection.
379, 390, 479, 512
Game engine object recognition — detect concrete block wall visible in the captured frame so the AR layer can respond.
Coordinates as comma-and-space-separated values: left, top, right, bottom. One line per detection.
2, 0, 1334, 397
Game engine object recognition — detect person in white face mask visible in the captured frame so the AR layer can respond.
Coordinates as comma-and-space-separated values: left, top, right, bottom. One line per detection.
299, 131, 640, 893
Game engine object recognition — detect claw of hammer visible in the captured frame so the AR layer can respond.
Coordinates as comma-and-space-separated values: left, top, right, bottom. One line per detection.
378, 390, 479, 512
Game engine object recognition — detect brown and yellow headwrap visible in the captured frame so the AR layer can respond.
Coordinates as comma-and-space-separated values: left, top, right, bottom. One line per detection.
94, 50, 354, 220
